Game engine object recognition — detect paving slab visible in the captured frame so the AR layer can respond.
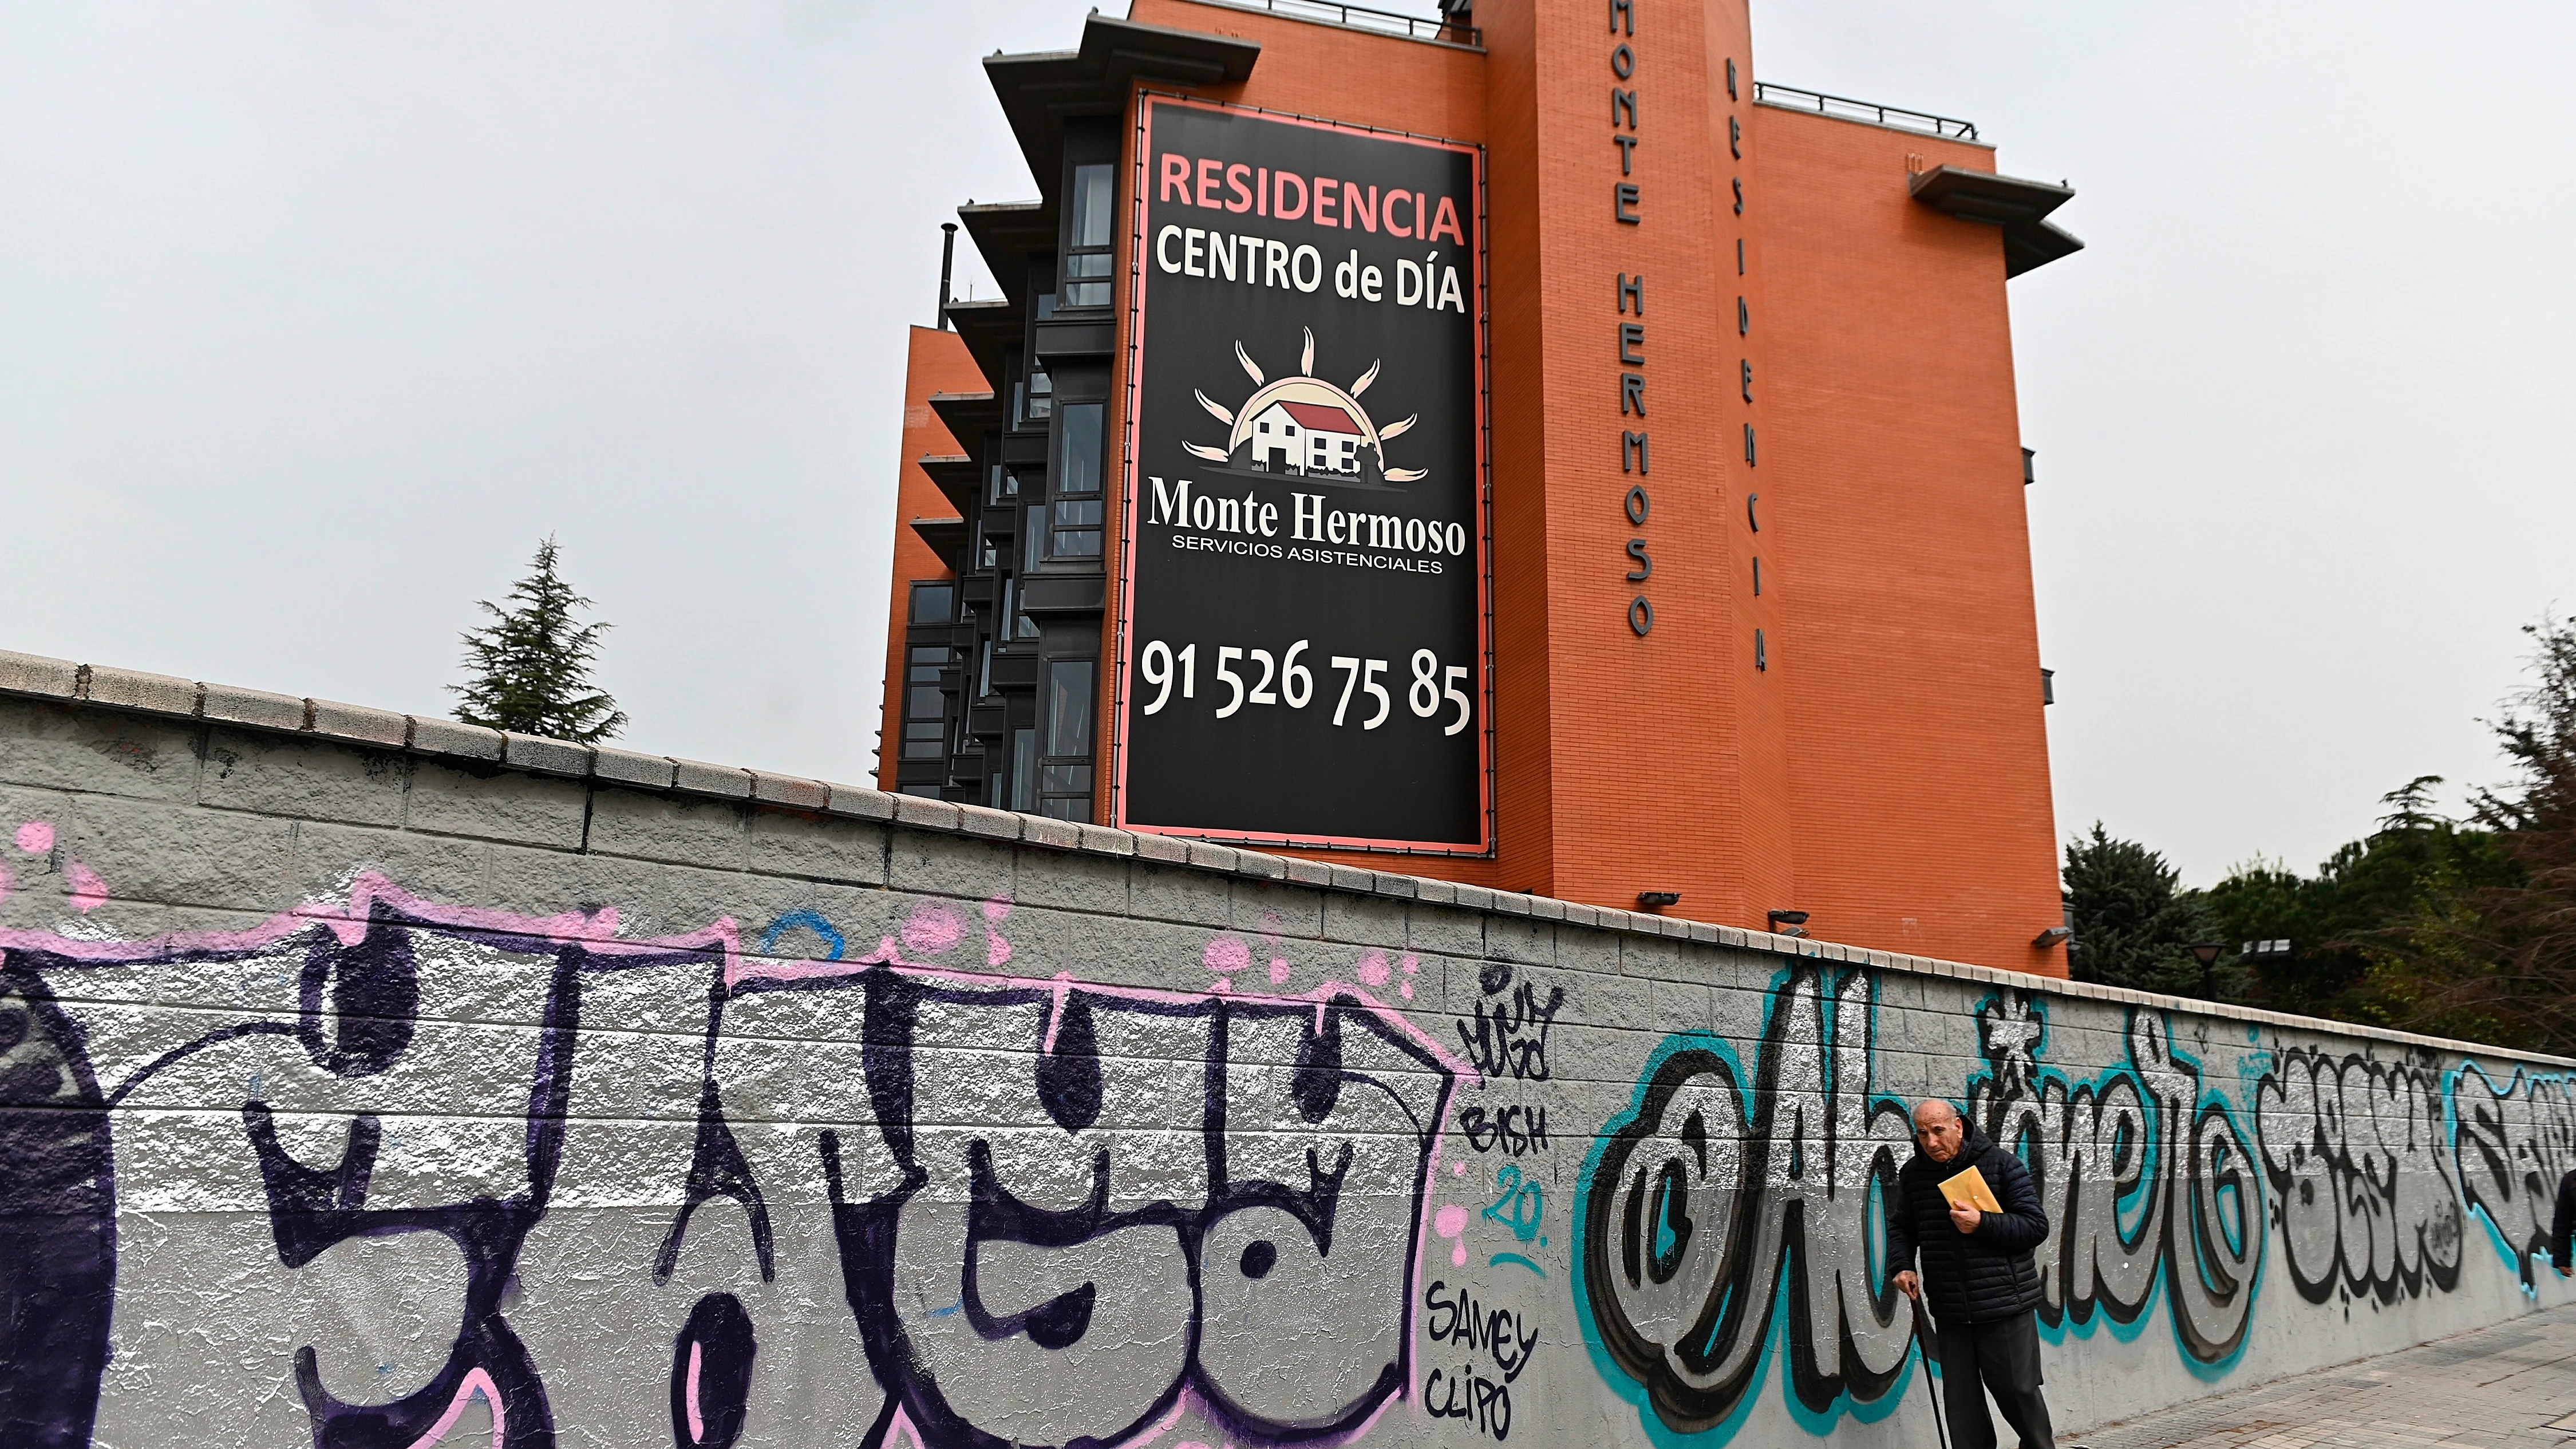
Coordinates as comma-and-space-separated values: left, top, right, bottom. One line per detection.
2085, 1304, 2576, 1449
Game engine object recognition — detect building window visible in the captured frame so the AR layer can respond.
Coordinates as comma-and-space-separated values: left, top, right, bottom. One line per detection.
1063, 164, 1115, 308
1018, 367, 1053, 425
908, 581, 953, 623
903, 646, 951, 759
1039, 659, 1095, 820
1000, 577, 1038, 641
1011, 727, 1037, 812
1049, 402, 1105, 559
990, 462, 1020, 504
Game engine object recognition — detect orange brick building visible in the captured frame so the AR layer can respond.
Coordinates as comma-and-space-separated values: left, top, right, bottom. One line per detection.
875, 0, 2081, 974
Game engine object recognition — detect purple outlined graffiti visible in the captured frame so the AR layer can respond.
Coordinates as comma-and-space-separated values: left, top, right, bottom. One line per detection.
0, 879, 732, 1448
0, 876, 1464, 1449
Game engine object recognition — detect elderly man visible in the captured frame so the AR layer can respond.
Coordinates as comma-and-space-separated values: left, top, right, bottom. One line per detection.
1886, 1098, 2057, 1449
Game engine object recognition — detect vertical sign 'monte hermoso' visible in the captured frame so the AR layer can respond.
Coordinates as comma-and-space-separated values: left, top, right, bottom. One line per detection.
1117, 97, 1489, 852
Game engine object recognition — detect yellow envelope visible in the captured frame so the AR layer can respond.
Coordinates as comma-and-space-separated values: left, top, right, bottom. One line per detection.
1938, 1165, 2002, 1214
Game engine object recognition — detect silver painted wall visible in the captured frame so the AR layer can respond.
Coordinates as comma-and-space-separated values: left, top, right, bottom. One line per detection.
0, 657, 2570, 1448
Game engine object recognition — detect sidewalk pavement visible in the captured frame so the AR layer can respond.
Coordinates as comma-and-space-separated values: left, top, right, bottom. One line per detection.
2080, 1301, 2576, 1449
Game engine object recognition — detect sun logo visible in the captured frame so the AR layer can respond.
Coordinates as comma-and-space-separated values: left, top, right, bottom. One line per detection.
1184, 327, 1425, 485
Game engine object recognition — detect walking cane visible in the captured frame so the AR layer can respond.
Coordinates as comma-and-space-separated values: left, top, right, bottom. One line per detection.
1910, 1292, 1952, 1449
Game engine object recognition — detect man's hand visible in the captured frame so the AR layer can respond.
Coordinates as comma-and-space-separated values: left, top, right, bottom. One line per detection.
1949, 1203, 1983, 1234
2556, 1257, 2570, 1279
1895, 1270, 1920, 1300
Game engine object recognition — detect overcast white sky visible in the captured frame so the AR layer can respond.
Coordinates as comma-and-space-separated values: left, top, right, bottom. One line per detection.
3, 1, 2569, 887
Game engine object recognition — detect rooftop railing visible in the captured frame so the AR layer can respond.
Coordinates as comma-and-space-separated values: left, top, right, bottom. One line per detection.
1200, 0, 1480, 48
1753, 81, 1978, 141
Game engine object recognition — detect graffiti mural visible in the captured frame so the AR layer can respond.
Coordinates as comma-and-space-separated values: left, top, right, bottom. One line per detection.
2450, 1063, 2576, 1285
1, 811, 2572, 1448
0, 875, 1461, 1449
1573, 966, 1915, 1439
1971, 993, 2264, 1368
2254, 1047, 2464, 1304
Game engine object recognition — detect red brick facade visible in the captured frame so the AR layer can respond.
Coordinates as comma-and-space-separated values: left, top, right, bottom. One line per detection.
879, 0, 2069, 977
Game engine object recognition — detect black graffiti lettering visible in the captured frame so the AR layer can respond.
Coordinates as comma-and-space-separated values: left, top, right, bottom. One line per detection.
1459, 1102, 1550, 1155
2449, 1063, 2576, 1286
2255, 1047, 2465, 1304
1423, 1364, 1512, 1440
1457, 963, 1564, 1082
1422, 1280, 1542, 1384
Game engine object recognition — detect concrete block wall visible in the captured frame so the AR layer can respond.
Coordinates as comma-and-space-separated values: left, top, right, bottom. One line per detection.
1, 646, 2569, 1449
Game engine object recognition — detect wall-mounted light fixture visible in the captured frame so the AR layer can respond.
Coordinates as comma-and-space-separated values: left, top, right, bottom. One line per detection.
2032, 925, 2071, 947
1767, 909, 1809, 938
1637, 890, 1681, 910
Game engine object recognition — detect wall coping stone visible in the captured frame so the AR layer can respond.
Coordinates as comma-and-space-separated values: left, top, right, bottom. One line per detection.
202, 684, 311, 732
670, 757, 753, 799
3, 644, 2566, 1068
503, 733, 592, 777
752, 772, 831, 812
309, 698, 410, 748
592, 745, 679, 791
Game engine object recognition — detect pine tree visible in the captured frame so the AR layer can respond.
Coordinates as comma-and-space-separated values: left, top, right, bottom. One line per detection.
2063, 823, 2223, 997
450, 536, 627, 743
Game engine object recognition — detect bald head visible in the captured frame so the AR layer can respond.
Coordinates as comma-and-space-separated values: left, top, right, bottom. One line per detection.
1913, 1098, 1966, 1162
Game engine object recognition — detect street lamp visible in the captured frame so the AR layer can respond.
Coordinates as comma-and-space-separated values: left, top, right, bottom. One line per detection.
2190, 942, 2225, 1001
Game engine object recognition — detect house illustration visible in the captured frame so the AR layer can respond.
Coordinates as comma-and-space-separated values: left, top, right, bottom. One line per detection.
1247, 400, 1367, 477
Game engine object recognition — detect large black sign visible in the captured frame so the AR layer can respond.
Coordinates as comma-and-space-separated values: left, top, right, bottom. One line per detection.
1115, 97, 1488, 852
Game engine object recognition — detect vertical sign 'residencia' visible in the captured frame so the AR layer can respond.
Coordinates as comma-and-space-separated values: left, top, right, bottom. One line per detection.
1117, 97, 1488, 852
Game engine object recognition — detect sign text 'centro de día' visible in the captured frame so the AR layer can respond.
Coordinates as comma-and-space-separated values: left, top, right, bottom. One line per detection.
1117, 97, 1490, 852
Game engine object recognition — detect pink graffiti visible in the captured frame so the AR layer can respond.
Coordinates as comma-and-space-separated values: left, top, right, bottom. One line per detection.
683, 1340, 705, 1443
1401, 951, 1419, 1000
1433, 1203, 1470, 1266
982, 894, 1014, 966
901, 902, 965, 956
65, 861, 108, 914
1357, 950, 1390, 987
1202, 935, 1251, 993
0, 872, 728, 970
16, 820, 54, 855
401, 1366, 503, 1449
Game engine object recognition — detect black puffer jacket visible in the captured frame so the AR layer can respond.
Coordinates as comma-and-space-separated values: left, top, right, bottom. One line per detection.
1885, 1122, 2049, 1324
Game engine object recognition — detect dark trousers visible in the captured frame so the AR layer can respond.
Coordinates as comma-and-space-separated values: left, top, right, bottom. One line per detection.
1934, 1310, 2055, 1449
